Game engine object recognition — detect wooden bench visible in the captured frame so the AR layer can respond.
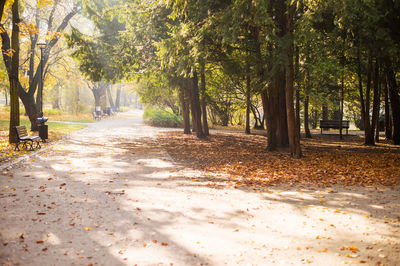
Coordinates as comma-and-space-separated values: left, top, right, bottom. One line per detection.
320, 120, 349, 135
14, 125, 41, 151
92, 111, 101, 120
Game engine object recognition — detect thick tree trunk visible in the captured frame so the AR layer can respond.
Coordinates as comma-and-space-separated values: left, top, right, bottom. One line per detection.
263, 88, 280, 151
19, 93, 40, 130
304, 95, 312, 138
285, 6, 301, 158
93, 91, 101, 107
384, 79, 392, 140
386, 67, 400, 145
263, 0, 288, 150
9, 0, 20, 143
106, 85, 115, 108
190, 71, 204, 138
276, 71, 289, 147
200, 62, 209, 136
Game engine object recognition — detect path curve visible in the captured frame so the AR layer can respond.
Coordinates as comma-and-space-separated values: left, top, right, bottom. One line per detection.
1, 109, 399, 265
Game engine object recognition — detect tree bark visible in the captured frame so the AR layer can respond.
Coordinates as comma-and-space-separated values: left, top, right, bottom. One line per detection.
179, 86, 191, 134
357, 44, 366, 131
372, 60, 380, 143
200, 61, 209, 136
339, 74, 345, 140
285, 4, 302, 158
8, 0, 20, 143
386, 66, 400, 145
115, 87, 121, 110
106, 84, 115, 108
322, 105, 329, 120
295, 46, 301, 140
304, 95, 312, 138
4, 87, 8, 105
10, 5, 77, 130
245, 60, 251, 134
190, 71, 204, 138
384, 78, 392, 140
364, 54, 374, 145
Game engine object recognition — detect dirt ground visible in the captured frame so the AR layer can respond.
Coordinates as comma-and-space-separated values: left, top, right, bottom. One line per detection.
0, 109, 399, 265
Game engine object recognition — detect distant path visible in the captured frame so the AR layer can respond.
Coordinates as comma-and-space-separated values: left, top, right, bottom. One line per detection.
0, 109, 399, 265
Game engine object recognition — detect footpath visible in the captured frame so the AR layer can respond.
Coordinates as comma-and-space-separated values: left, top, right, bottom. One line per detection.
0, 109, 399, 265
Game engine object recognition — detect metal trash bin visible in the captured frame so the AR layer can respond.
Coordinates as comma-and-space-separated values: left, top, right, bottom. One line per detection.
37, 117, 48, 141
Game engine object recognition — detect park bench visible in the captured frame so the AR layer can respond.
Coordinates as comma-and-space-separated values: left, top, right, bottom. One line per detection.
320, 120, 349, 135
14, 125, 41, 151
93, 111, 101, 120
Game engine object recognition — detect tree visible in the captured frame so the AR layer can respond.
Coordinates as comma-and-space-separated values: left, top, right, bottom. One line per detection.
1, 0, 79, 131
8, 0, 20, 143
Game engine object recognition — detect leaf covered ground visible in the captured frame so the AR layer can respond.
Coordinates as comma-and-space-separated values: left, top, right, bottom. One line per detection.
0, 124, 86, 166
157, 131, 400, 189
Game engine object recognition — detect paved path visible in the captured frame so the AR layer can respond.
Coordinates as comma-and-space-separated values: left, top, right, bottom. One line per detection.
0, 110, 399, 265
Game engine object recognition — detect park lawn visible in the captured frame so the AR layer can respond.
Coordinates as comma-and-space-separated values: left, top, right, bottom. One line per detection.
158, 131, 400, 188
0, 120, 87, 166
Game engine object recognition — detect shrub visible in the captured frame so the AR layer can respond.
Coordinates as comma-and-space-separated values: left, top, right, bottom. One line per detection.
143, 107, 182, 128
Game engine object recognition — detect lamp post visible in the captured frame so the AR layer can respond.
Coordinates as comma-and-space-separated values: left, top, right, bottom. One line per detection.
37, 42, 48, 142
37, 42, 46, 116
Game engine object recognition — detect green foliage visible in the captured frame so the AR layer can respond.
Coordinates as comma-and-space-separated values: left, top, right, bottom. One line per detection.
143, 107, 182, 128
67, 0, 400, 135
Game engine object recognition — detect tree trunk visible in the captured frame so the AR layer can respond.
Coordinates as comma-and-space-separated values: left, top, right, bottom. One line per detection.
115, 87, 121, 111
276, 70, 289, 147
357, 44, 366, 131
245, 60, 251, 134
106, 85, 115, 108
285, 5, 302, 158
179, 87, 191, 134
372, 60, 380, 143
322, 105, 329, 120
304, 95, 312, 138
190, 71, 204, 138
364, 54, 374, 145
200, 62, 209, 136
339, 74, 345, 140
8, 0, 20, 143
52, 84, 61, 109
386, 66, 400, 145
384, 78, 392, 140
295, 46, 301, 140
4, 87, 8, 106
262, 91, 274, 150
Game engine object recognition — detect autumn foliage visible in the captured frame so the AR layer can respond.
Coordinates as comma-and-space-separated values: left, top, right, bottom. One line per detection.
158, 132, 400, 188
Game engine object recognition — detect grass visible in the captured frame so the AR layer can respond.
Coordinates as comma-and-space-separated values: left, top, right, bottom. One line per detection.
0, 107, 90, 166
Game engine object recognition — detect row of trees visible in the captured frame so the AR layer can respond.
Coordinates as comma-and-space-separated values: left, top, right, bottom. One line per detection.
1, 0, 79, 142
63, 0, 400, 157
1, 0, 136, 143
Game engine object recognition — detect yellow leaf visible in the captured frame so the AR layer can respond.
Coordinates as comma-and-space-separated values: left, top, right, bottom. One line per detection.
350, 246, 359, 253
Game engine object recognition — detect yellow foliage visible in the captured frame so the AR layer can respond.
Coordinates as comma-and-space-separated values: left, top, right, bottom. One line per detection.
37, 0, 53, 8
